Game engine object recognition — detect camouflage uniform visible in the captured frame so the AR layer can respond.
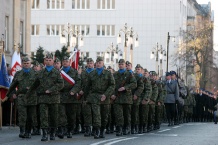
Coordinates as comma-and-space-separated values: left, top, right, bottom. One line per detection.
147, 72, 158, 132
131, 65, 144, 134
113, 59, 137, 136
6, 57, 37, 138
58, 56, 81, 138
84, 57, 115, 139
139, 75, 152, 133
27, 53, 64, 141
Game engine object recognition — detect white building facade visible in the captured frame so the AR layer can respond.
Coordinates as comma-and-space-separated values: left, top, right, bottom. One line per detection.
31, 0, 191, 73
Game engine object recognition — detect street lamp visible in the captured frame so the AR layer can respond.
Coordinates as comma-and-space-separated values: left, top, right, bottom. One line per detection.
117, 23, 138, 63
106, 42, 122, 70
60, 23, 84, 50
166, 32, 176, 72
150, 43, 166, 76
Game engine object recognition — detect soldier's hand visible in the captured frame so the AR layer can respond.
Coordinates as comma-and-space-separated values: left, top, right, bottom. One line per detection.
133, 95, 138, 100
158, 102, 161, 106
26, 87, 29, 90
111, 95, 116, 100
101, 95, 106, 102
12, 94, 17, 99
45, 90, 50, 94
142, 100, 147, 105
79, 90, 84, 95
70, 92, 75, 96
118, 87, 125, 92
149, 100, 155, 105
1, 97, 8, 103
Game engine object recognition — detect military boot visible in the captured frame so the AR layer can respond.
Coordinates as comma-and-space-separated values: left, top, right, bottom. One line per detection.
116, 126, 123, 136
138, 125, 143, 134
31, 126, 38, 135
123, 126, 130, 135
41, 129, 48, 141
94, 127, 100, 139
67, 127, 73, 138
106, 126, 111, 134
99, 127, 106, 138
36, 128, 41, 135
57, 127, 64, 139
135, 125, 139, 134
25, 126, 31, 139
19, 127, 25, 138
143, 124, 147, 133
91, 127, 96, 136
84, 126, 91, 137
131, 125, 135, 134
50, 128, 56, 140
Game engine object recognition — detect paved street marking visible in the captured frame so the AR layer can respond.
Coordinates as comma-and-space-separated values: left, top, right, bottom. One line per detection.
158, 129, 171, 133
104, 137, 138, 145
90, 137, 126, 145
136, 134, 145, 136
172, 126, 181, 129
151, 134, 178, 137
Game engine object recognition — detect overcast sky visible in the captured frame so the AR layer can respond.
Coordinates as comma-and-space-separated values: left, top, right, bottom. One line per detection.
196, 0, 218, 50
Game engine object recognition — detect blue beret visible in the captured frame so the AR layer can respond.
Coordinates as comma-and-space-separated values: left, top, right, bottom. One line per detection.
166, 72, 171, 76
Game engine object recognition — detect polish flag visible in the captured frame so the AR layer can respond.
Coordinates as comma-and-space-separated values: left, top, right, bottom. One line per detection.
10, 50, 22, 77
70, 48, 80, 70
60, 70, 75, 86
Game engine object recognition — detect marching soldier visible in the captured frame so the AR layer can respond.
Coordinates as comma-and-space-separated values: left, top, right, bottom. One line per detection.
58, 56, 81, 139
84, 57, 115, 139
130, 64, 144, 134
138, 68, 152, 133
112, 59, 137, 136
26, 53, 64, 141
147, 71, 158, 132
5, 57, 38, 139
80, 58, 95, 136
54, 58, 61, 70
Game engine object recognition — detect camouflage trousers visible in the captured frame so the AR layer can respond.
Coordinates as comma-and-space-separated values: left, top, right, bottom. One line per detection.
113, 104, 131, 127
139, 104, 149, 125
154, 105, 162, 126
100, 104, 110, 128
106, 104, 116, 130
147, 104, 155, 127
58, 103, 80, 128
40, 103, 58, 128
32, 105, 40, 128
131, 104, 139, 125
83, 103, 101, 127
18, 105, 37, 129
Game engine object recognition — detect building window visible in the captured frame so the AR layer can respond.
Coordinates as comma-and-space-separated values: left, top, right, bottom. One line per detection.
31, 25, 40, 35
47, 0, 64, 9
32, 0, 40, 9
5, 16, 9, 51
97, 52, 104, 59
20, 21, 23, 47
97, 0, 115, 9
46, 25, 63, 36
97, 25, 115, 36
72, 0, 90, 9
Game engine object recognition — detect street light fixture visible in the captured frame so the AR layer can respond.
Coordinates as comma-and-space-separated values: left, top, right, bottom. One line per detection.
60, 23, 84, 50
117, 23, 138, 63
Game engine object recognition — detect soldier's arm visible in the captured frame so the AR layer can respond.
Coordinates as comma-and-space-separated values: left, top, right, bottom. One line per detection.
150, 84, 158, 102
104, 72, 115, 98
123, 73, 137, 91
48, 72, 64, 93
134, 78, 144, 97
5, 74, 19, 98
175, 83, 180, 101
70, 71, 81, 94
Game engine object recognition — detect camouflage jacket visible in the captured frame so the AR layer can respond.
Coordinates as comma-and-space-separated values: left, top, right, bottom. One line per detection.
113, 70, 137, 104
150, 79, 158, 103
132, 74, 144, 105
60, 68, 81, 103
85, 69, 115, 104
156, 80, 166, 104
6, 69, 38, 106
140, 77, 152, 102
26, 67, 64, 104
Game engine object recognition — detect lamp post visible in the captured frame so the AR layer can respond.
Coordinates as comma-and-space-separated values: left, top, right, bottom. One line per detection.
150, 43, 166, 76
166, 32, 175, 72
117, 23, 138, 63
106, 42, 122, 70
60, 23, 84, 50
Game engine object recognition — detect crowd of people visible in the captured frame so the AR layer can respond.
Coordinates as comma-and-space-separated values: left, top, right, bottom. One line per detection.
1, 53, 218, 142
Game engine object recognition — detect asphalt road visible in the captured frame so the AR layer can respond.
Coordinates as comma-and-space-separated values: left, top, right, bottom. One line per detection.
0, 123, 218, 145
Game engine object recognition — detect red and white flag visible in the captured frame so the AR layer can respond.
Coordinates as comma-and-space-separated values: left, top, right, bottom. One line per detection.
60, 70, 75, 86
70, 48, 80, 70
10, 50, 21, 77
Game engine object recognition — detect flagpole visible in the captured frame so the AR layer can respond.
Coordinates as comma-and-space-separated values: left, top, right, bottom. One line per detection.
0, 92, 2, 129
10, 102, 12, 127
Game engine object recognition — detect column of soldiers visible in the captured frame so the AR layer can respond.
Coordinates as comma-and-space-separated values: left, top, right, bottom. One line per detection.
3, 54, 218, 142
